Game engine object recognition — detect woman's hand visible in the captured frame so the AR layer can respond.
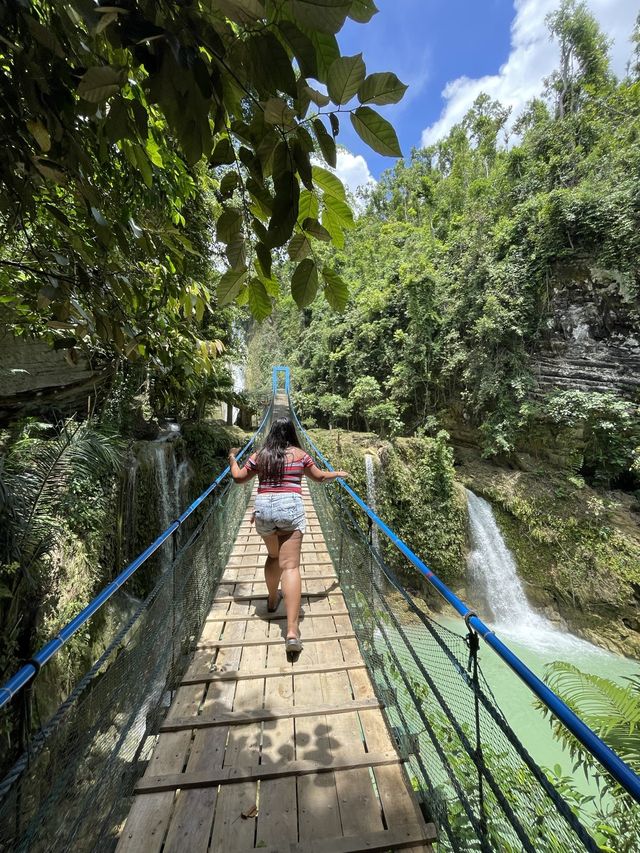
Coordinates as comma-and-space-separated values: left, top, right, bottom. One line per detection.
335, 470, 349, 478
228, 447, 240, 458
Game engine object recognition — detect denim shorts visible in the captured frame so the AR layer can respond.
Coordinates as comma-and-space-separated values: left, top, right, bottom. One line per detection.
254, 493, 306, 536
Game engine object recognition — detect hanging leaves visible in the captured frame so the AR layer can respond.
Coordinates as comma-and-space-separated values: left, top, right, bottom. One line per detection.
327, 54, 366, 105
291, 258, 319, 307
1, 0, 406, 339
322, 266, 349, 310
350, 107, 402, 156
358, 72, 407, 105
217, 267, 249, 304
77, 67, 126, 103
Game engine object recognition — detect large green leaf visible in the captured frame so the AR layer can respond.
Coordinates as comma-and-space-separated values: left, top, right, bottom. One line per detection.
216, 208, 243, 243
77, 66, 125, 102
291, 258, 319, 307
323, 193, 354, 228
302, 217, 331, 241
245, 32, 298, 98
290, 0, 351, 35
327, 54, 366, 105
306, 30, 340, 81
322, 266, 349, 310
277, 21, 318, 79
256, 242, 272, 279
358, 71, 407, 105
263, 97, 298, 128
211, 138, 236, 166
312, 165, 347, 202
348, 0, 378, 22
298, 189, 319, 223
312, 118, 337, 168
305, 86, 331, 107
350, 106, 402, 156
321, 205, 344, 247
248, 278, 272, 320
288, 233, 312, 260
214, 0, 266, 24
217, 267, 248, 304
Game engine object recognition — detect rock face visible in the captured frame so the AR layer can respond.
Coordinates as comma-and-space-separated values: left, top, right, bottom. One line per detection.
0, 333, 112, 424
531, 263, 640, 400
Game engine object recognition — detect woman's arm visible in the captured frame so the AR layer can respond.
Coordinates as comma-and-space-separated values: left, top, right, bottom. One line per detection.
228, 448, 257, 483
304, 463, 349, 483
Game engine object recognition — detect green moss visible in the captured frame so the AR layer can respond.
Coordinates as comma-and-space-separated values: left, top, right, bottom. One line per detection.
182, 420, 250, 493
308, 428, 467, 591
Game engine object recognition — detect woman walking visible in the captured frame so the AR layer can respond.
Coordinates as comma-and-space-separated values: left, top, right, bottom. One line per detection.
229, 417, 348, 653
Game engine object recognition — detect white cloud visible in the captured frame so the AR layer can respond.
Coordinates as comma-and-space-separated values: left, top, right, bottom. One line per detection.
421, 0, 638, 147
334, 149, 376, 195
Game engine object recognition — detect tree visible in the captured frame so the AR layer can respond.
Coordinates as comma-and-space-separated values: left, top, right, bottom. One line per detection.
545, 0, 613, 118
0, 0, 406, 369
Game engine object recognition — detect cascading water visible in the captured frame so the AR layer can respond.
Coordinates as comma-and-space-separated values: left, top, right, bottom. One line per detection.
154, 443, 178, 572
364, 453, 385, 589
231, 363, 244, 424
364, 454, 380, 551
117, 456, 138, 568
465, 488, 598, 655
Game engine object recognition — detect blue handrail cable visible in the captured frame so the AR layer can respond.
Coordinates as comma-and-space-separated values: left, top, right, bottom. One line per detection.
289, 397, 640, 804
0, 402, 273, 711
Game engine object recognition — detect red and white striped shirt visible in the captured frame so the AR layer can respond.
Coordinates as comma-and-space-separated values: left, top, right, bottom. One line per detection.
245, 452, 314, 494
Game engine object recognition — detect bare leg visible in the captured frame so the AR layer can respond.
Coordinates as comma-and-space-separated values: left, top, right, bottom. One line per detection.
262, 533, 282, 610
277, 530, 303, 640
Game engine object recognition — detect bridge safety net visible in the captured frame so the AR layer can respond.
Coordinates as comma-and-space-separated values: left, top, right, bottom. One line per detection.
0, 451, 262, 852
303, 440, 604, 853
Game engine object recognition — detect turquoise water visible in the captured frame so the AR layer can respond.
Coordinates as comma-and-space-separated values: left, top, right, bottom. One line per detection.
436, 613, 640, 796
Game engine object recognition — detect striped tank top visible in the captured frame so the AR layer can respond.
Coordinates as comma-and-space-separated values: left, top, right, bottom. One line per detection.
245, 451, 314, 494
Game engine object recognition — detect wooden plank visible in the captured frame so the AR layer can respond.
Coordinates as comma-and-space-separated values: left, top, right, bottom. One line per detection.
240, 825, 436, 853
349, 667, 430, 851
314, 614, 385, 838
181, 661, 366, 685
209, 609, 265, 853
136, 751, 402, 793
293, 623, 343, 844
205, 608, 350, 623
211, 590, 337, 602
222, 571, 336, 581
161, 697, 381, 731
116, 731, 191, 852
255, 664, 296, 848
196, 631, 355, 650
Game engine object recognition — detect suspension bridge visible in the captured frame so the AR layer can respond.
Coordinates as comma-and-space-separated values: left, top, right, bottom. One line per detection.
0, 367, 638, 852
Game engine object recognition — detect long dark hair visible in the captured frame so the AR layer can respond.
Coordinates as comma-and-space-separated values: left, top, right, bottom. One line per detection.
257, 417, 301, 483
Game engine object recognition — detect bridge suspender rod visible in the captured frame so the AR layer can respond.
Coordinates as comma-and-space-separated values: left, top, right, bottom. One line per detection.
290, 399, 640, 805
0, 402, 273, 711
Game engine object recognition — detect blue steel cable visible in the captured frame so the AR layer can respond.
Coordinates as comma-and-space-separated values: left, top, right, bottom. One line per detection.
0, 402, 273, 710
289, 397, 640, 804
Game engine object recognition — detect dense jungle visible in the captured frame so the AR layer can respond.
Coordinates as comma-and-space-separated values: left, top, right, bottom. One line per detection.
0, 0, 639, 849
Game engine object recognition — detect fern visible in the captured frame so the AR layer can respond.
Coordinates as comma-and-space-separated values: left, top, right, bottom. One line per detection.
542, 661, 640, 774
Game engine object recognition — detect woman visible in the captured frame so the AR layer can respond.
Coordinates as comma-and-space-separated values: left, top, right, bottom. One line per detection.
229, 417, 348, 653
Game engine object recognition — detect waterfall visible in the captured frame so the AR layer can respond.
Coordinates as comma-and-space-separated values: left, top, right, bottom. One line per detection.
176, 460, 193, 511
364, 453, 385, 589
230, 363, 244, 425
118, 456, 138, 567
154, 442, 178, 572
465, 489, 596, 654
364, 454, 380, 551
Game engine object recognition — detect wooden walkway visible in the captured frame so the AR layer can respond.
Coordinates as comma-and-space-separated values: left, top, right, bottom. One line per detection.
117, 482, 436, 852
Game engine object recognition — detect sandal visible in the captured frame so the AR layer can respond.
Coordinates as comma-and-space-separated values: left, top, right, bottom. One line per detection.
285, 635, 303, 653
267, 591, 283, 613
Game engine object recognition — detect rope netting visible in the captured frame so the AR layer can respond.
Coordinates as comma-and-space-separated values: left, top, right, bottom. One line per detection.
0, 458, 259, 852
304, 447, 603, 853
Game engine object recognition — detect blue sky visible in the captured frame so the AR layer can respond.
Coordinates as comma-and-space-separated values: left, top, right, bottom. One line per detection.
332, 0, 639, 189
